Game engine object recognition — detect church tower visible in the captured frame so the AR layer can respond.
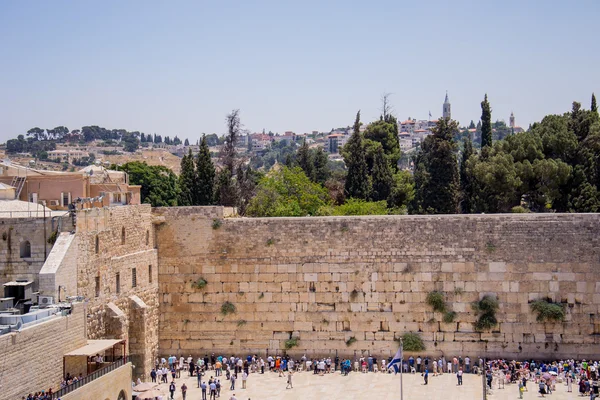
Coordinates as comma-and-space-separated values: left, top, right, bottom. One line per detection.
510, 112, 515, 128
443, 91, 451, 119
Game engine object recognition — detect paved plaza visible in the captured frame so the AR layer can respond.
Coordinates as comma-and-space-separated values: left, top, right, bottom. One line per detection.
150, 370, 582, 400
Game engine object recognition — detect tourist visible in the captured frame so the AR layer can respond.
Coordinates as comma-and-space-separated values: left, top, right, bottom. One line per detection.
151, 368, 157, 383
157, 368, 163, 384
567, 373, 573, 392
465, 356, 471, 373
230, 373, 236, 390
518, 380, 524, 399
538, 379, 546, 397
229, 394, 237, 400
423, 368, 429, 385
201, 381, 207, 399
209, 380, 217, 400
169, 381, 176, 400
216, 379, 221, 397
180, 382, 187, 400
457, 368, 463, 385
286, 371, 293, 389
242, 371, 248, 389
416, 356, 422, 373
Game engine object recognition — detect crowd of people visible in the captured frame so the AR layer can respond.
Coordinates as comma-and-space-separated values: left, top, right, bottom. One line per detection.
23, 353, 600, 399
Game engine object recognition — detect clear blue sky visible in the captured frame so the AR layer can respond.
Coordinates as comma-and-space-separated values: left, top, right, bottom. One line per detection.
1, 1, 598, 142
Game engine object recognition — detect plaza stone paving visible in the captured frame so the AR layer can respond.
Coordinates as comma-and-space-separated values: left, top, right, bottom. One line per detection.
155, 370, 581, 400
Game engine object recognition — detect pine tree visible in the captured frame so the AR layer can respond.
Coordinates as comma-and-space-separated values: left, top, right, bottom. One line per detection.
296, 139, 314, 180
370, 145, 393, 201
178, 149, 196, 206
343, 111, 370, 199
312, 148, 330, 185
459, 137, 475, 213
411, 118, 460, 214
481, 94, 493, 150
196, 135, 215, 205
592, 93, 598, 113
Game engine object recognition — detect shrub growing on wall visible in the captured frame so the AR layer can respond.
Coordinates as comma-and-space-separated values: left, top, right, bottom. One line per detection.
399, 332, 426, 352
221, 301, 236, 315
530, 299, 565, 322
426, 291, 446, 313
472, 295, 499, 331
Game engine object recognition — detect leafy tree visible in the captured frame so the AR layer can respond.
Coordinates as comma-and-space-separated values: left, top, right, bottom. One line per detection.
330, 198, 389, 216
117, 162, 179, 206
370, 145, 393, 201
481, 94, 492, 150
26, 127, 45, 141
312, 147, 330, 185
296, 139, 314, 180
364, 117, 401, 171
246, 167, 330, 217
343, 111, 371, 200
236, 164, 261, 215
196, 135, 215, 205
387, 170, 414, 211
178, 149, 197, 206
411, 118, 460, 214
468, 151, 521, 213
459, 137, 475, 213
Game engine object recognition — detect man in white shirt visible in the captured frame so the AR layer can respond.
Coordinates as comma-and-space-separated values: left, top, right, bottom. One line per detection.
229, 394, 237, 400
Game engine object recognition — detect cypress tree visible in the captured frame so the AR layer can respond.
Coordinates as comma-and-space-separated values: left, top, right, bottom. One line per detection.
370, 145, 393, 201
196, 134, 215, 205
178, 149, 196, 206
296, 139, 314, 180
312, 148, 330, 185
184, 138, 190, 146
592, 93, 598, 113
411, 118, 460, 214
481, 94, 492, 150
343, 111, 371, 199
460, 137, 475, 213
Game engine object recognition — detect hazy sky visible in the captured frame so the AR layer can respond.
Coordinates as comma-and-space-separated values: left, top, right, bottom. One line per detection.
1, 1, 598, 142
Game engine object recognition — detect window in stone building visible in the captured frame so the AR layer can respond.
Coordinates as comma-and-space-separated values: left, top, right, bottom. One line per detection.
148, 265, 152, 283
116, 272, 120, 294
121, 227, 126, 245
95, 235, 99, 254
145, 230, 149, 246
95, 275, 100, 297
20, 241, 31, 258
132, 268, 137, 288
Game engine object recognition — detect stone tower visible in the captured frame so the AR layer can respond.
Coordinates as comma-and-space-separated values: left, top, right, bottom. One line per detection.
510, 112, 515, 128
443, 91, 451, 120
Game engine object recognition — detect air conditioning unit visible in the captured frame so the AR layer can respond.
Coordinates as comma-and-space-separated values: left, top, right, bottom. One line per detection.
49, 200, 60, 206
38, 295, 54, 306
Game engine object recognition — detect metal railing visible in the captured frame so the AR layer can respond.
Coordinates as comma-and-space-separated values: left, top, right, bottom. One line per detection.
51, 356, 128, 399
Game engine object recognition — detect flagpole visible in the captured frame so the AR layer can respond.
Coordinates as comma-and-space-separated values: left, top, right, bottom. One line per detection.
400, 340, 403, 400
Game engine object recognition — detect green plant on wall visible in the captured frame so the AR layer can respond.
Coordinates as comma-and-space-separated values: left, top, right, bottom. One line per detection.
443, 311, 457, 323
345, 336, 357, 347
398, 332, 426, 352
212, 219, 222, 229
285, 337, 299, 349
530, 299, 565, 323
192, 277, 208, 290
426, 291, 446, 313
221, 301, 236, 316
472, 295, 499, 331
350, 289, 360, 301
237, 319, 247, 327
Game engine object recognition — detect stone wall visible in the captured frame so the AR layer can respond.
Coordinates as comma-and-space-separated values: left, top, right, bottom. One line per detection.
75, 205, 159, 379
0, 214, 74, 290
155, 208, 600, 361
39, 232, 78, 300
0, 303, 87, 400
61, 362, 133, 400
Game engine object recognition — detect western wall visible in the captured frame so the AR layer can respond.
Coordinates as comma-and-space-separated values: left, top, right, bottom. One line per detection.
155, 207, 600, 361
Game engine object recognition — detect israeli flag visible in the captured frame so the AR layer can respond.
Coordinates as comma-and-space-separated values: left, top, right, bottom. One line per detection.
386, 347, 403, 373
